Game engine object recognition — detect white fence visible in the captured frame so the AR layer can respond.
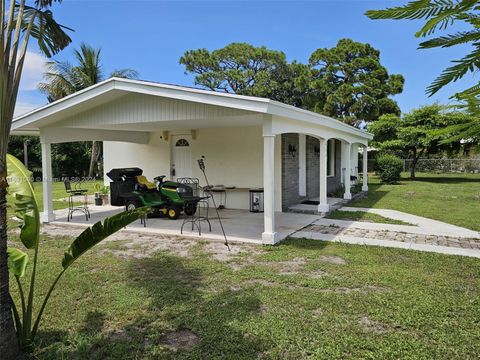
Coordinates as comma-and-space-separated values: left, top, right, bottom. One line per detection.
403, 159, 480, 174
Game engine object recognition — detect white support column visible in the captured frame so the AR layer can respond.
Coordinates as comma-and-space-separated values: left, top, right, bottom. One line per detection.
41, 142, 55, 223
351, 144, 359, 178
318, 138, 329, 213
343, 141, 352, 200
298, 134, 306, 197
362, 145, 368, 192
262, 134, 277, 245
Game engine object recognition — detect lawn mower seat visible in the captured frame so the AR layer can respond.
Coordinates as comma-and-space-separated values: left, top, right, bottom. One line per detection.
135, 175, 157, 191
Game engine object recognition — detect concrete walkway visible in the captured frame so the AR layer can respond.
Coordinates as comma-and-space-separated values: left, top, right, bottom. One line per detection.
292, 207, 480, 258
341, 207, 480, 238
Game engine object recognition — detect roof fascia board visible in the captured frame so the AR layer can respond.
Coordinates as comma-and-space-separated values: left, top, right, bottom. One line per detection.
267, 101, 373, 140
12, 79, 117, 130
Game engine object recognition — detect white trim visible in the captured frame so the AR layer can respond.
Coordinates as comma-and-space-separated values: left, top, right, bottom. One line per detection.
262, 134, 278, 244
298, 134, 306, 197
41, 142, 55, 223
327, 139, 335, 177
318, 139, 329, 213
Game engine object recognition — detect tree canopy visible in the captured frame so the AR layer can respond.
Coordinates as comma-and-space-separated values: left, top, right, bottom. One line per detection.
307, 38, 404, 123
180, 41, 403, 123
180, 43, 286, 96
369, 104, 470, 178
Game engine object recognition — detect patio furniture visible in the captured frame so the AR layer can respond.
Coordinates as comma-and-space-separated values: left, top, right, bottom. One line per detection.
203, 185, 228, 209
249, 188, 264, 213
178, 177, 212, 235
64, 179, 90, 221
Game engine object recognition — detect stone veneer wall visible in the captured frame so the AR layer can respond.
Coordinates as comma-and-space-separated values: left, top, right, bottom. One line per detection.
282, 135, 343, 211
281, 133, 300, 210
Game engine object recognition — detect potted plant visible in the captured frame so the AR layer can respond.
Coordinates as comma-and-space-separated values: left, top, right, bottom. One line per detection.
100, 186, 110, 205
94, 191, 102, 206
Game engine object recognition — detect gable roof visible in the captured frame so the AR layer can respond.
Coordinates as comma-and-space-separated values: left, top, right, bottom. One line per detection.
12, 77, 372, 140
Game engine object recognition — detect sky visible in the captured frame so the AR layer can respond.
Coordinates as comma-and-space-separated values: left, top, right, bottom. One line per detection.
16, 0, 474, 116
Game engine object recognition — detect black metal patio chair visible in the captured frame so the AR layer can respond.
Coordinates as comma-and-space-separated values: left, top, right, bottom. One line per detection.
64, 179, 90, 221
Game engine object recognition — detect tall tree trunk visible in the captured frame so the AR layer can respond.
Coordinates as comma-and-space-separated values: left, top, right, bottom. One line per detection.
0, 174, 21, 360
410, 158, 416, 179
410, 149, 417, 179
88, 141, 100, 178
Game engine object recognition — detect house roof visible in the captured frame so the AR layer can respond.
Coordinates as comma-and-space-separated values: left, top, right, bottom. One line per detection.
12, 77, 372, 140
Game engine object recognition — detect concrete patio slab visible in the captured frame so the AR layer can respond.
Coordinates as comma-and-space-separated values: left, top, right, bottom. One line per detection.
51, 206, 321, 244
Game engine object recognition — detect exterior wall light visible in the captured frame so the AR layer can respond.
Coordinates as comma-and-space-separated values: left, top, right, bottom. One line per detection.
288, 144, 297, 158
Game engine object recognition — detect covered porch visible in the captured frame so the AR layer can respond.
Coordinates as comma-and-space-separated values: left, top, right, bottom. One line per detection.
50, 206, 322, 244
11, 78, 372, 245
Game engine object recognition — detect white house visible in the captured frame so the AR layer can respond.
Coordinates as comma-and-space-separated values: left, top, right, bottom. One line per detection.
11, 78, 372, 244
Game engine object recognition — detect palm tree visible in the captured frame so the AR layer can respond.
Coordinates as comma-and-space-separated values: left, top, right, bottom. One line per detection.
0, 1, 71, 358
38, 43, 138, 177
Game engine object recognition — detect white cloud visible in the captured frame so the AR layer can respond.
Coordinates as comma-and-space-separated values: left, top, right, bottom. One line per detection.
19, 51, 48, 91
13, 51, 49, 117
14, 100, 44, 117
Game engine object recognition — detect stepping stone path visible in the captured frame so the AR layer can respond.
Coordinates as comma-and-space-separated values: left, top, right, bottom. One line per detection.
303, 224, 480, 250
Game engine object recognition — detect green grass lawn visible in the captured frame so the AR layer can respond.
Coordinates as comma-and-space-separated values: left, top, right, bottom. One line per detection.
31, 180, 103, 212
7, 173, 480, 358
326, 210, 412, 225
350, 172, 480, 231
6, 180, 102, 231
9, 235, 479, 359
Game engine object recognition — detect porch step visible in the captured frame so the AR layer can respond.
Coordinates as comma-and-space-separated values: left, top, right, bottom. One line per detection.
287, 191, 367, 215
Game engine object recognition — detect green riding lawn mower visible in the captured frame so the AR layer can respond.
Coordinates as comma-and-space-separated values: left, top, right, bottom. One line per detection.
107, 168, 200, 219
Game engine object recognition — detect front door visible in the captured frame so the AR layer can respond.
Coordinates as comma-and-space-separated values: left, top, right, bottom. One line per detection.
171, 135, 192, 180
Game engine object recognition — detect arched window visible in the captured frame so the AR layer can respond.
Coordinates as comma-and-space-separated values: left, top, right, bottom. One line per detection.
175, 138, 190, 147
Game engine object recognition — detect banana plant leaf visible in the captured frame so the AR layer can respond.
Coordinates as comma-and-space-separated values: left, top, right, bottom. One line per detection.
7, 247, 29, 278
6, 154, 40, 249
62, 208, 149, 270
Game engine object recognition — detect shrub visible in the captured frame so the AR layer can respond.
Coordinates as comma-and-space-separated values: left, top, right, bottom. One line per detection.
376, 153, 403, 184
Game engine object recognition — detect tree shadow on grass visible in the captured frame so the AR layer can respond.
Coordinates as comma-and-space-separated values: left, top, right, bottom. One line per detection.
34, 254, 269, 359
281, 238, 330, 251
406, 176, 480, 184
125, 254, 269, 358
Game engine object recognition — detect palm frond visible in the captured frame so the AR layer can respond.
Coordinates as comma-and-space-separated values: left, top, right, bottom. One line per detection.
419, 30, 480, 48
426, 46, 480, 95
453, 81, 480, 99
35, 0, 63, 8
366, 0, 457, 21
366, 1, 478, 37
23, 6, 73, 58
37, 60, 77, 101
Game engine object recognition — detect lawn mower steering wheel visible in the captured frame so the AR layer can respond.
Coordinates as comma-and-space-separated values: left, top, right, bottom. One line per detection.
154, 175, 166, 184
